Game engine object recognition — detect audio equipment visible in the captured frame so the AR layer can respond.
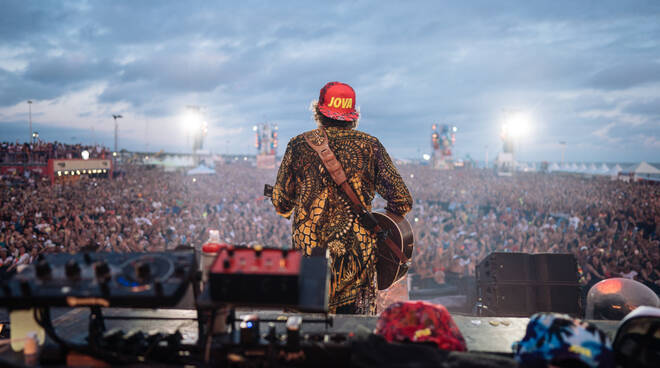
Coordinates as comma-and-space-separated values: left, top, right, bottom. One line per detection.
0, 251, 196, 308
476, 252, 581, 316
208, 245, 330, 312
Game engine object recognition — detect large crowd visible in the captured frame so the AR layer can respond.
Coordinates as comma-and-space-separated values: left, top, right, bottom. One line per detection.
0, 140, 110, 163
1, 152, 659, 296
382, 167, 660, 296
0, 162, 287, 273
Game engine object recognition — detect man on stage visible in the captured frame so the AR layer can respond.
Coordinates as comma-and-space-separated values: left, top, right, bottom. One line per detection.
270, 82, 412, 314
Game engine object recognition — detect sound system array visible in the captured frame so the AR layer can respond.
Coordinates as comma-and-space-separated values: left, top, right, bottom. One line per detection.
476, 252, 581, 316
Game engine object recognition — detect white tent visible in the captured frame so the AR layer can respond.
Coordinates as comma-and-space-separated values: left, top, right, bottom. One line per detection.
187, 165, 216, 176
599, 163, 610, 174
619, 162, 660, 182
548, 162, 560, 172
608, 164, 623, 177
587, 163, 598, 174
577, 163, 588, 173
569, 163, 579, 172
150, 156, 196, 170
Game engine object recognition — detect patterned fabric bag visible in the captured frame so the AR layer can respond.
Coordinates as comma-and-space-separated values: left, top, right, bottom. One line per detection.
375, 301, 467, 351
513, 312, 615, 368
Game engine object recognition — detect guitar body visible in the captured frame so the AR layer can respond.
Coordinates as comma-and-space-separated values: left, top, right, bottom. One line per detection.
372, 210, 414, 290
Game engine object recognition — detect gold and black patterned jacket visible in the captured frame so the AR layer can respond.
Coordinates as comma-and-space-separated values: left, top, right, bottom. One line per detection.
271, 126, 412, 313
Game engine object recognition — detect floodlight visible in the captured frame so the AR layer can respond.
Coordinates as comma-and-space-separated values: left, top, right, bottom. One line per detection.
422, 154, 431, 161
81, 150, 90, 160
502, 112, 532, 139
182, 110, 203, 134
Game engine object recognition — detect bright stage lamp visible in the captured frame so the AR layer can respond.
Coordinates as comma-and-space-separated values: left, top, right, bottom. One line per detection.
422, 154, 431, 161
502, 112, 532, 139
81, 150, 90, 160
182, 111, 203, 134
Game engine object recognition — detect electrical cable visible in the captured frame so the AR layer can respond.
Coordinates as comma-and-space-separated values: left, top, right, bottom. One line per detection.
32, 307, 201, 366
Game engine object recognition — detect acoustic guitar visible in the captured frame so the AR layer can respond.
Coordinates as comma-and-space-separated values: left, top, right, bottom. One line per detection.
372, 210, 414, 290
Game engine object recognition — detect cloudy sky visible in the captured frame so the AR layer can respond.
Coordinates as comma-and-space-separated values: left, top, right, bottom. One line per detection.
1, 0, 659, 162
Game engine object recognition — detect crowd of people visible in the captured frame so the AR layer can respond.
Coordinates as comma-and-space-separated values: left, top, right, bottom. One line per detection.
380, 167, 660, 296
0, 140, 110, 163
0, 162, 288, 272
1, 153, 659, 296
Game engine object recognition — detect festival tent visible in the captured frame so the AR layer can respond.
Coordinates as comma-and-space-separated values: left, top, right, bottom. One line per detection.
548, 162, 560, 172
587, 163, 598, 174
186, 165, 216, 176
598, 163, 610, 174
569, 163, 579, 172
577, 163, 588, 173
619, 162, 660, 182
559, 163, 570, 172
608, 164, 623, 178
150, 156, 196, 171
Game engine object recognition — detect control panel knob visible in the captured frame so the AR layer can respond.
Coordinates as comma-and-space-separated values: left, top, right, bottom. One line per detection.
239, 314, 260, 345
65, 259, 81, 279
174, 265, 186, 278
286, 316, 302, 349
95, 261, 111, 281
136, 262, 151, 282
35, 260, 52, 279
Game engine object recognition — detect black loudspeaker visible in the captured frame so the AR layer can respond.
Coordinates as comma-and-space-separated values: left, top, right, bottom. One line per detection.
476, 252, 581, 316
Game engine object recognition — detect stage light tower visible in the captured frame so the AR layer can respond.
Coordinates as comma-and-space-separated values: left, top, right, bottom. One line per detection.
559, 141, 567, 164
27, 100, 33, 144
112, 114, 123, 154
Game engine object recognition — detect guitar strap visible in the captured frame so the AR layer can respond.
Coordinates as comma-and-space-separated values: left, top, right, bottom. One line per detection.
302, 127, 409, 264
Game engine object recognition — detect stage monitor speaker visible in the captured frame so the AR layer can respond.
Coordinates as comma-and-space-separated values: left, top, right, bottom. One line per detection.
476, 252, 581, 317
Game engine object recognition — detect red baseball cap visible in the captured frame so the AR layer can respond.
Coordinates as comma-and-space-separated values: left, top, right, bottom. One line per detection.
318, 82, 359, 122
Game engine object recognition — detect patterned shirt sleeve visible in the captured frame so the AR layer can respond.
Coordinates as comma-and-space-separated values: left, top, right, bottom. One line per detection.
374, 140, 413, 216
271, 141, 296, 219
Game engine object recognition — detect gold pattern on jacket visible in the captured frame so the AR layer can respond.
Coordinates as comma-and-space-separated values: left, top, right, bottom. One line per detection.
271, 127, 412, 313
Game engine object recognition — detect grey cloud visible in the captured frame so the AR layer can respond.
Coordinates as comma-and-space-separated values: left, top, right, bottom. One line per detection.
587, 62, 660, 90
1, 0, 659, 161
0, 68, 62, 107
624, 99, 660, 116
98, 80, 155, 105
0, 1, 74, 43
25, 56, 118, 85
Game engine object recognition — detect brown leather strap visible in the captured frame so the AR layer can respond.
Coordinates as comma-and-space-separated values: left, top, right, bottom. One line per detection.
303, 128, 346, 186
303, 128, 408, 264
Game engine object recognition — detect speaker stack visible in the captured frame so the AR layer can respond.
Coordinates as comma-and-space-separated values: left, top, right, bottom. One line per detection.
476, 252, 581, 317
